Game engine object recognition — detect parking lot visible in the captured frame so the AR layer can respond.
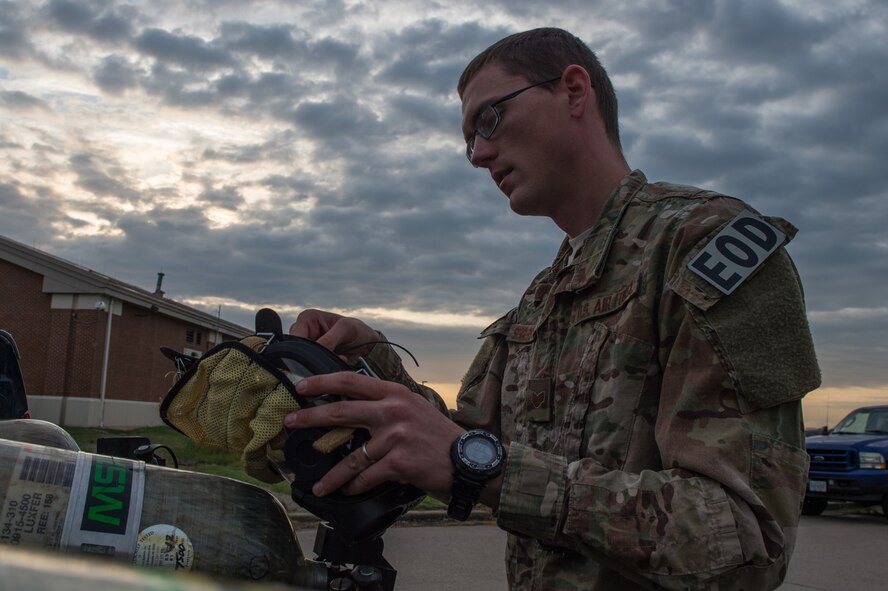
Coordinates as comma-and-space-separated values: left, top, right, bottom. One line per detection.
778, 512, 886, 590
297, 512, 887, 590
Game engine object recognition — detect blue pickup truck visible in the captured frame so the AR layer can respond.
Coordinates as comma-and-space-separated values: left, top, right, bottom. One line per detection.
804, 404, 888, 517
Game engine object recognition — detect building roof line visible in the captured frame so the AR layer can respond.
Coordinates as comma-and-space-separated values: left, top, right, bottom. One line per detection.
0, 234, 251, 337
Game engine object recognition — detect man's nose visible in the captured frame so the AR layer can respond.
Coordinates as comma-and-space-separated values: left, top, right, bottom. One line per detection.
470, 135, 495, 168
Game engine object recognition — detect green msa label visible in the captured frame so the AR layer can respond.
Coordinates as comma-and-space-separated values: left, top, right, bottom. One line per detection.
60, 453, 145, 557
80, 457, 133, 535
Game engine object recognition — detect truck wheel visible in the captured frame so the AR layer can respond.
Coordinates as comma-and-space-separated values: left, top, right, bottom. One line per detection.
802, 497, 828, 516
882, 495, 888, 519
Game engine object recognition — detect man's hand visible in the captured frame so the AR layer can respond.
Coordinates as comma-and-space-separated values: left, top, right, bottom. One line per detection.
284, 371, 465, 499
289, 309, 380, 363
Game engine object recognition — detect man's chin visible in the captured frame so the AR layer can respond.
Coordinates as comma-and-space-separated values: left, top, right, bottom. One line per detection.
509, 199, 545, 216
507, 190, 540, 217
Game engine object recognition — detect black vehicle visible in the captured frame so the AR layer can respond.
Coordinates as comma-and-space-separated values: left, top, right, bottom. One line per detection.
0, 330, 29, 420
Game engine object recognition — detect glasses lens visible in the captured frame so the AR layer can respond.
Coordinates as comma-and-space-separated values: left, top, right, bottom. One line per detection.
476, 106, 499, 139
466, 106, 498, 162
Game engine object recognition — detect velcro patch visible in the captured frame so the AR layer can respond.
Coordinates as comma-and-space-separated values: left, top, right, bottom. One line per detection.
688, 211, 786, 295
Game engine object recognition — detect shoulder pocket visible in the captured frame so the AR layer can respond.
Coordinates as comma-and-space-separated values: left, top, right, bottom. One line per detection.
675, 249, 820, 412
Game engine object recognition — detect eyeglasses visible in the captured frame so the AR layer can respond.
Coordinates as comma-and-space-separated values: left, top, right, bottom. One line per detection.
465, 75, 562, 163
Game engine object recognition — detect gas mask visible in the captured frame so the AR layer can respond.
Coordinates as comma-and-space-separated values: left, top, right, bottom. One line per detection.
160, 308, 424, 544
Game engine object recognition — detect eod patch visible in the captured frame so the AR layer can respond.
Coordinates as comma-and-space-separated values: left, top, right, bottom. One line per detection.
688, 211, 786, 295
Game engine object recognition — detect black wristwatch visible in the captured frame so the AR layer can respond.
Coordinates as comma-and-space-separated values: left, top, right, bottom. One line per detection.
448, 429, 505, 521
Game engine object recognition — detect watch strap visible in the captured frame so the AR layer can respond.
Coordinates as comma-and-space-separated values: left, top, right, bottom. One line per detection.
448, 430, 504, 521
447, 473, 485, 520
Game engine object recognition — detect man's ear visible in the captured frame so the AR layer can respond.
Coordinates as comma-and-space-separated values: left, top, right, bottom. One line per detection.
562, 64, 593, 118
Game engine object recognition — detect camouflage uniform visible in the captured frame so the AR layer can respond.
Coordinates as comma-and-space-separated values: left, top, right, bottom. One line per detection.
370, 170, 820, 590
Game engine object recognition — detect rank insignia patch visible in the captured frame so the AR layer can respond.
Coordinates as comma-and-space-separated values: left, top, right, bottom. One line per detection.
526, 378, 552, 423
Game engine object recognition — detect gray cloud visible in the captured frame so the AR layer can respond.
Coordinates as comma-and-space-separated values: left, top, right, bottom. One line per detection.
0, 183, 42, 228
0, 0, 885, 397
0, 90, 49, 111
140, 62, 218, 107
290, 97, 386, 149
202, 133, 298, 164
382, 93, 462, 144
219, 21, 301, 59
198, 186, 244, 210
92, 54, 140, 94
375, 19, 509, 96
0, 1, 34, 60
0, 182, 70, 243
135, 28, 233, 71
44, 0, 135, 43
704, 1, 833, 65
68, 152, 142, 203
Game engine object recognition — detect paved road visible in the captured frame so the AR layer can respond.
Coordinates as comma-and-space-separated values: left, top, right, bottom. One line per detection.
777, 513, 887, 591
297, 513, 887, 590
298, 523, 508, 591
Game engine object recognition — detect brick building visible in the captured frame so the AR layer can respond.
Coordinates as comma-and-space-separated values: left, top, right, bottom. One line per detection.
0, 234, 251, 427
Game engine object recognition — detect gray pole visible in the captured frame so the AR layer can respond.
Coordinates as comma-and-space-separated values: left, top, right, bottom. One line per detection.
98, 298, 113, 428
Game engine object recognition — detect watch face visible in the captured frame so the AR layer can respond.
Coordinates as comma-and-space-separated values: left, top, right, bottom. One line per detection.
464, 437, 497, 466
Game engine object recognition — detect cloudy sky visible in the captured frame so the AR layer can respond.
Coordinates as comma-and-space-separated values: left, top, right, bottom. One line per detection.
1, 0, 885, 426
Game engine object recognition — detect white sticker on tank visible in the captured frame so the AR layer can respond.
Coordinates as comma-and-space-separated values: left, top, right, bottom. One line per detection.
133, 524, 194, 571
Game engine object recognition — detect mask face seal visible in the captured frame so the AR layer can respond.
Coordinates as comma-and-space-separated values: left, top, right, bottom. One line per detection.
160, 308, 425, 544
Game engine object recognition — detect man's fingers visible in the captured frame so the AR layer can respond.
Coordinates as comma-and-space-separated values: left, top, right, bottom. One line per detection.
295, 371, 391, 402
313, 442, 391, 497
341, 464, 389, 496
314, 321, 355, 355
289, 309, 338, 340
285, 400, 363, 430
288, 311, 378, 361
284, 384, 389, 430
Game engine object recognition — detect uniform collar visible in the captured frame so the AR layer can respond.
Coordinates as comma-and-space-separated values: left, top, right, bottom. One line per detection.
550, 169, 647, 292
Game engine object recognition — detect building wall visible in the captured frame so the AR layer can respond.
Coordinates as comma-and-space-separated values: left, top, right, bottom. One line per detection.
102, 306, 224, 406
27, 396, 165, 428
0, 259, 53, 393
47, 307, 104, 398
0, 257, 246, 427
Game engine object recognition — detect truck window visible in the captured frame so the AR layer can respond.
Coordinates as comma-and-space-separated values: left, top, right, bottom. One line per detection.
833, 410, 871, 434
865, 412, 888, 434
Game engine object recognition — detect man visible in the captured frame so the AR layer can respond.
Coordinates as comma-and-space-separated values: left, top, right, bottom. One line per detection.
285, 28, 820, 590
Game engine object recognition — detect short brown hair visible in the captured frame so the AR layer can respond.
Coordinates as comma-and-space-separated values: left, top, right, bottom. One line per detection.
458, 28, 622, 149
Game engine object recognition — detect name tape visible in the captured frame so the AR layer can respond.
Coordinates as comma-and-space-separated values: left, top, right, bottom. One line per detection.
687, 211, 786, 295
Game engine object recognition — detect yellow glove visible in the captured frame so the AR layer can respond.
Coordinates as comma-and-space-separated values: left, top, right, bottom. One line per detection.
161, 337, 353, 483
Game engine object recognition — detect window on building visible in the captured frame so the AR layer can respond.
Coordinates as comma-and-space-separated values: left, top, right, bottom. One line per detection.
186, 329, 204, 346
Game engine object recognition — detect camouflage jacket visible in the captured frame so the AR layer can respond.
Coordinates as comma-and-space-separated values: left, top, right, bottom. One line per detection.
370, 170, 820, 590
